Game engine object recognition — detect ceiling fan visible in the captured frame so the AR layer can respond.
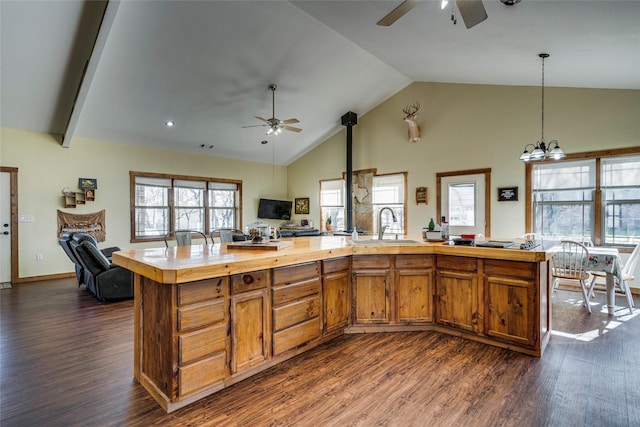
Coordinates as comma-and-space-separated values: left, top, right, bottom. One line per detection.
377, 0, 490, 29
242, 84, 302, 135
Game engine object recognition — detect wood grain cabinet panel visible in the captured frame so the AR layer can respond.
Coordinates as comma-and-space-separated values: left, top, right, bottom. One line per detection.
396, 269, 433, 323
230, 289, 270, 373
353, 270, 390, 324
436, 269, 479, 333
273, 317, 322, 355
484, 260, 537, 347
273, 295, 320, 332
323, 270, 350, 334
179, 352, 226, 397
177, 299, 226, 332
178, 277, 225, 306
231, 270, 269, 294
271, 262, 323, 356
179, 323, 227, 365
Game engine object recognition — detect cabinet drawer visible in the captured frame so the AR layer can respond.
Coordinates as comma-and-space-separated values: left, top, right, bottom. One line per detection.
323, 257, 350, 274
395, 254, 434, 269
352, 255, 390, 270
436, 255, 477, 272
484, 259, 536, 280
273, 262, 320, 286
178, 299, 226, 332
179, 323, 226, 365
272, 278, 321, 306
273, 295, 320, 332
178, 277, 226, 306
231, 270, 269, 294
273, 317, 321, 355
179, 352, 226, 397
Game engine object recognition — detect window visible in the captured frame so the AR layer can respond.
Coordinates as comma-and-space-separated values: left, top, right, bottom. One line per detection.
131, 172, 241, 242
320, 171, 406, 234
526, 148, 640, 247
531, 159, 595, 241
448, 183, 476, 226
602, 155, 640, 244
372, 173, 405, 234
320, 179, 345, 230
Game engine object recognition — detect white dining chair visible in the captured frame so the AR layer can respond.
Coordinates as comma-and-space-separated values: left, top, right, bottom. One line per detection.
551, 240, 592, 313
521, 233, 540, 241
219, 229, 234, 243
588, 241, 639, 315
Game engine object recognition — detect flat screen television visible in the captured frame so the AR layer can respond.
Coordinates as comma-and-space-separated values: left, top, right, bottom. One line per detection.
257, 198, 292, 220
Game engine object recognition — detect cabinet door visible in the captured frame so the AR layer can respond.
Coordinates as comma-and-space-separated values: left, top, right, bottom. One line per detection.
230, 289, 269, 374
486, 275, 535, 347
323, 270, 351, 334
396, 269, 433, 323
353, 270, 390, 324
436, 270, 478, 332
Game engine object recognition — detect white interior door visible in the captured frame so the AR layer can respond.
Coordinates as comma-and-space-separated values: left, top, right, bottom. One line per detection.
441, 173, 486, 237
1, 172, 11, 283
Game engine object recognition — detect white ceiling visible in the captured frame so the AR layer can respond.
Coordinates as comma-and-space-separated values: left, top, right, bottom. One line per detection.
2, 1, 639, 165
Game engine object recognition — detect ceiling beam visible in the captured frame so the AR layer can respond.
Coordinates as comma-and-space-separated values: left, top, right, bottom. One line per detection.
61, 0, 120, 148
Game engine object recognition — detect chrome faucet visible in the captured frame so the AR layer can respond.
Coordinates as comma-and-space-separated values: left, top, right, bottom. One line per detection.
378, 207, 398, 240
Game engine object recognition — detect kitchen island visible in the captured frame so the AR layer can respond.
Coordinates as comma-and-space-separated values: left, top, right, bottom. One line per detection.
113, 236, 551, 412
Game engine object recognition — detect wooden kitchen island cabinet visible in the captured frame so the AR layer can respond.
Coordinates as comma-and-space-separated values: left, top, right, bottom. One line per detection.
114, 236, 551, 412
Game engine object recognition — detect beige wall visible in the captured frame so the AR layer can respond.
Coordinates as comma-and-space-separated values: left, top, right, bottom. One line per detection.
1, 128, 288, 278
2, 81, 639, 281
287, 82, 640, 237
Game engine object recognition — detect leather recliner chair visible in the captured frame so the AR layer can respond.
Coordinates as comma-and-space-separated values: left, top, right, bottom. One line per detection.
67, 233, 133, 303
58, 232, 120, 286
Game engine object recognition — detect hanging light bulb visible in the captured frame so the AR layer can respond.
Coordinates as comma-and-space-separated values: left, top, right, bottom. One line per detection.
441, 0, 449, 9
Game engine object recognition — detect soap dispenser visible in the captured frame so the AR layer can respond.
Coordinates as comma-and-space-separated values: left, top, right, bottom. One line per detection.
352, 227, 358, 241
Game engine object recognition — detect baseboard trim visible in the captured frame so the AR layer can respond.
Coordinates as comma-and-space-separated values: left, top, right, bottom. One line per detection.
15, 272, 76, 284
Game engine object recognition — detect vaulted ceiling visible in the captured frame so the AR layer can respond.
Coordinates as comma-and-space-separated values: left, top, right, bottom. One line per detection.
1, 1, 638, 165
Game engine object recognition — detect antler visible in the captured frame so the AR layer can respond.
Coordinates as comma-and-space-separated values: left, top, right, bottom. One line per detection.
402, 101, 420, 117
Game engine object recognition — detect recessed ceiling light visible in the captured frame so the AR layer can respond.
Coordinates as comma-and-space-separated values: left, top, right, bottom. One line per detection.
261, 140, 269, 145
165, 120, 175, 127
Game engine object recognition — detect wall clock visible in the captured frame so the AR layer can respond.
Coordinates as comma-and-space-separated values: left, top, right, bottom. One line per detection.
295, 197, 310, 214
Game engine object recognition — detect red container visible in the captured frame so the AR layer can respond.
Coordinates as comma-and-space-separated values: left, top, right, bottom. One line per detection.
460, 234, 475, 240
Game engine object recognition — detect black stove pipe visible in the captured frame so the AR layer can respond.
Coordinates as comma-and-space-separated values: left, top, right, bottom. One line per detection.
341, 111, 357, 233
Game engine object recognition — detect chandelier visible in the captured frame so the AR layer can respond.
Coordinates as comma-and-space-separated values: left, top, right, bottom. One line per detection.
519, 53, 566, 162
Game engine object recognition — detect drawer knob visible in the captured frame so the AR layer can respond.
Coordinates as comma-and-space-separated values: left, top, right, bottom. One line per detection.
242, 274, 254, 285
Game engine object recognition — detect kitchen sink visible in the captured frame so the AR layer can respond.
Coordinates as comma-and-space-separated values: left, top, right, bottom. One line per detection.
351, 239, 424, 245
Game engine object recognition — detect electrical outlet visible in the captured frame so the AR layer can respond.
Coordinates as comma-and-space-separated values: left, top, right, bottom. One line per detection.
36, 253, 43, 261
19, 215, 35, 222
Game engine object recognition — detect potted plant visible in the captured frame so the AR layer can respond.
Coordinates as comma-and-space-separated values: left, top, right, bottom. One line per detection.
325, 216, 332, 231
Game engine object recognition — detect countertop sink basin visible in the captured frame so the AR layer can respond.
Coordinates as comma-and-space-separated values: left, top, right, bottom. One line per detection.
352, 239, 424, 245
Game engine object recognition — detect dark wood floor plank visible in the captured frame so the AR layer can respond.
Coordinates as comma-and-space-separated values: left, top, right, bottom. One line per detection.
1, 279, 638, 426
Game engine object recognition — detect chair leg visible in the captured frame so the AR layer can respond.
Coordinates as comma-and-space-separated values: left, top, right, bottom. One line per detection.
580, 280, 592, 314
621, 280, 634, 314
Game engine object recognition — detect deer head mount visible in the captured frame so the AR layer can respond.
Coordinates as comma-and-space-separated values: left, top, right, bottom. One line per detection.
403, 102, 421, 143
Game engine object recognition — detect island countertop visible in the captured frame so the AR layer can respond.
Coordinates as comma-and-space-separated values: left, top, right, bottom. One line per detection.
113, 236, 550, 284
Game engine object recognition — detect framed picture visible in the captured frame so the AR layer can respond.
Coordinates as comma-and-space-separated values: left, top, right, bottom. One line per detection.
295, 197, 310, 214
498, 187, 518, 202
79, 178, 98, 190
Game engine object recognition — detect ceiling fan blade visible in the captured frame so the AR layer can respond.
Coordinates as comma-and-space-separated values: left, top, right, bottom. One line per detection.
254, 116, 268, 122
281, 118, 300, 124
377, 0, 421, 26
241, 124, 267, 129
456, 0, 487, 29
283, 125, 302, 133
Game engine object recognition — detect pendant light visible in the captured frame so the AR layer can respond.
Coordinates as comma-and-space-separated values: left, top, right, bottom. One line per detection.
519, 53, 566, 162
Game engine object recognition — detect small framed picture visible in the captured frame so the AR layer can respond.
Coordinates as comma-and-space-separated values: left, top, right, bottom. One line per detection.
295, 197, 310, 214
79, 178, 98, 190
498, 187, 518, 202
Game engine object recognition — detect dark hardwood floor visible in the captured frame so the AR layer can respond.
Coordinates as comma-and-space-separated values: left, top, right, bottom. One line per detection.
1, 278, 639, 427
